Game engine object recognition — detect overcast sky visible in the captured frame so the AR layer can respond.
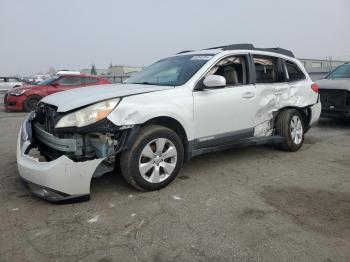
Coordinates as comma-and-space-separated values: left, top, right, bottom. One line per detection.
1, 0, 350, 76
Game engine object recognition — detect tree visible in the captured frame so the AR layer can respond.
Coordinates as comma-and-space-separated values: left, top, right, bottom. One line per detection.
91, 63, 97, 75
46, 67, 56, 76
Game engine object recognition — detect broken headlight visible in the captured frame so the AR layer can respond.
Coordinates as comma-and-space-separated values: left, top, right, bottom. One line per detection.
55, 98, 121, 128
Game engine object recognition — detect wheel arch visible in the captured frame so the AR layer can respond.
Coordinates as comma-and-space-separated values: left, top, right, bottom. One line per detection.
142, 116, 190, 161
274, 106, 312, 133
23, 94, 43, 111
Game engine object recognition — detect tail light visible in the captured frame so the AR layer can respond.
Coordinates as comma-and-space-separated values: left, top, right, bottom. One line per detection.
311, 83, 319, 93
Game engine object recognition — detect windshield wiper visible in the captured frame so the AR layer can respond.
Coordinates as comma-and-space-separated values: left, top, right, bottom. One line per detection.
132, 82, 156, 85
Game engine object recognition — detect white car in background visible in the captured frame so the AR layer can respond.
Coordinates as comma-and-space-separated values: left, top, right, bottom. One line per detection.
33, 74, 51, 84
0, 77, 23, 93
56, 70, 81, 76
17, 44, 321, 202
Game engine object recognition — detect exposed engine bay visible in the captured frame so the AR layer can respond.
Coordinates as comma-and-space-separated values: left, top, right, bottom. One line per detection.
30, 104, 135, 178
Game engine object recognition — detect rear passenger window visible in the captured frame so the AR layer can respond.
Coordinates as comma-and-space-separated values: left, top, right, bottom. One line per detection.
84, 77, 98, 84
253, 55, 283, 83
57, 77, 83, 86
285, 60, 305, 81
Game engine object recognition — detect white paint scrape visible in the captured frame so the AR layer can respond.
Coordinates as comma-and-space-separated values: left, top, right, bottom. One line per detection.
87, 215, 100, 223
173, 195, 182, 200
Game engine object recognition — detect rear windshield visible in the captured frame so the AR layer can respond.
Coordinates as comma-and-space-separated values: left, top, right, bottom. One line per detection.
326, 64, 350, 79
126, 55, 213, 86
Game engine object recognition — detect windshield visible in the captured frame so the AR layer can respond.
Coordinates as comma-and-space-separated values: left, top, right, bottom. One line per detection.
326, 64, 350, 79
38, 76, 59, 85
126, 55, 213, 86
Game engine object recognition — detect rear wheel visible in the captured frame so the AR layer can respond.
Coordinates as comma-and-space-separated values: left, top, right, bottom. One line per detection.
120, 125, 184, 191
23, 95, 41, 112
276, 109, 304, 151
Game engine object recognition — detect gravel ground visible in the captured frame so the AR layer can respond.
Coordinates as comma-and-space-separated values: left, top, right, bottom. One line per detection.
0, 111, 349, 262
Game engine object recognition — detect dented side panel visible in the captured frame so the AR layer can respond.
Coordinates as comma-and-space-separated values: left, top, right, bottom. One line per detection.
252, 78, 316, 137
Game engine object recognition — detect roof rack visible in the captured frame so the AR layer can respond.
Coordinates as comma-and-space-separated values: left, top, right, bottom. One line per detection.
176, 50, 193, 55
205, 43, 295, 58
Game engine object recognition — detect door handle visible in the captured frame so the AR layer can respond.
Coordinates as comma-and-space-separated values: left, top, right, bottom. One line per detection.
242, 91, 255, 99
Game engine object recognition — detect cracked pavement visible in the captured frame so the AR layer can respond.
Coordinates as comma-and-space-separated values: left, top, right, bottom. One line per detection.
0, 111, 349, 261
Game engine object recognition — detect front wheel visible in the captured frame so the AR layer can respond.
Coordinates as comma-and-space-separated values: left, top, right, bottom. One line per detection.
120, 125, 184, 191
276, 109, 305, 151
23, 95, 41, 112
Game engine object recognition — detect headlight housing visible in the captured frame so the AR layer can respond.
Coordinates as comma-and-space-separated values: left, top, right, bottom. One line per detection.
10, 89, 28, 96
55, 98, 121, 128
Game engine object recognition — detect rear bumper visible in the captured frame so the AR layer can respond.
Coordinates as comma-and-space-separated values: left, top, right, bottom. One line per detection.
309, 100, 322, 127
17, 113, 105, 202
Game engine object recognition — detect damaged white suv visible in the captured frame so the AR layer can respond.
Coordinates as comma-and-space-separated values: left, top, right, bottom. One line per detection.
17, 44, 321, 202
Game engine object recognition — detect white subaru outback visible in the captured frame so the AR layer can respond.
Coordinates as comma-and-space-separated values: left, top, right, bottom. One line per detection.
17, 44, 321, 202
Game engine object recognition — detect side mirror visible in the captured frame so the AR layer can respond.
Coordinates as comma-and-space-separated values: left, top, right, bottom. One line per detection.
203, 75, 226, 88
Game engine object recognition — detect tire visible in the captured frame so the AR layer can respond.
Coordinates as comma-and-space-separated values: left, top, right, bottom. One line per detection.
120, 125, 184, 191
276, 109, 305, 151
23, 95, 41, 112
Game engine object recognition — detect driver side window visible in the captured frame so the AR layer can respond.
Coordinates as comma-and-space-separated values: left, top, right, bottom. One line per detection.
207, 56, 247, 86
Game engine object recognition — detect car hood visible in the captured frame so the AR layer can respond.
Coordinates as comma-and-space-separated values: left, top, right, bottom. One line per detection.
41, 83, 174, 112
317, 78, 350, 91
8, 84, 40, 92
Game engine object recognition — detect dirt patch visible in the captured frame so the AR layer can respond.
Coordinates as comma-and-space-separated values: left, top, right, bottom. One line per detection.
238, 208, 270, 220
261, 186, 350, 238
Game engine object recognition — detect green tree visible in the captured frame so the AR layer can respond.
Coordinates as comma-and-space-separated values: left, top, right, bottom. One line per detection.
91, 63, 97, 75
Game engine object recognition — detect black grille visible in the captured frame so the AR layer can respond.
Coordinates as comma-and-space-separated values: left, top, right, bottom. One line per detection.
34, 104, 58, 133
319, 89, 347, 107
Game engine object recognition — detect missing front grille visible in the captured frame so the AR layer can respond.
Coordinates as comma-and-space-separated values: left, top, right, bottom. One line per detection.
320, 89, 347, 107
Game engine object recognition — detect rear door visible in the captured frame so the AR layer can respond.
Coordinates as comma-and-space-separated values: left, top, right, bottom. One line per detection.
251, 54, 289, 136
83, 77, 99, 86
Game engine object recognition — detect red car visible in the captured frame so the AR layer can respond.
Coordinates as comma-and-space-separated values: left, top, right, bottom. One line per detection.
4, 74, 111, 111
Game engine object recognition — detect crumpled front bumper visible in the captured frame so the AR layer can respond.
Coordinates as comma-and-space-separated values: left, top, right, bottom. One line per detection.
17, 113, 105, 202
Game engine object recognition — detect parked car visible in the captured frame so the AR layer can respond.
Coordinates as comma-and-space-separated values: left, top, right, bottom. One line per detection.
56, 70, 81, 76
0, 77, 23, 93
317, 62, 350, 119
17, 44, 321, 202
33, 74, 51, 84
5, 74, 111, 111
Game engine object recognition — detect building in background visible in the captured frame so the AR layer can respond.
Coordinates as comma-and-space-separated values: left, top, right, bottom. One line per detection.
80, 64, 143, 83
298, 58, 348, 80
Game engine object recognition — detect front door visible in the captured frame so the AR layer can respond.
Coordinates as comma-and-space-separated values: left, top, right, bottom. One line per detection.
193, 55, 257, 148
